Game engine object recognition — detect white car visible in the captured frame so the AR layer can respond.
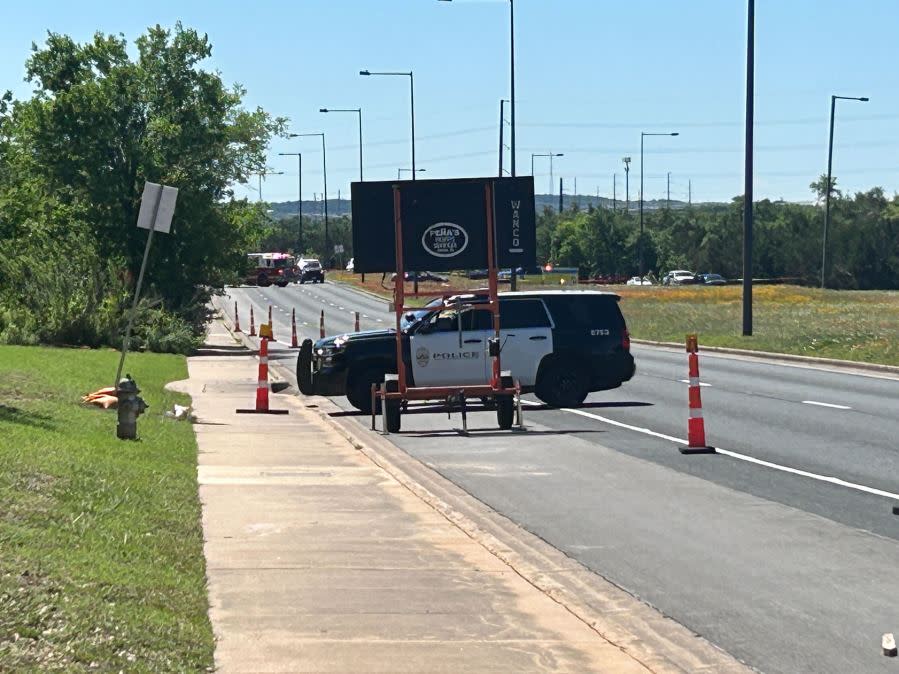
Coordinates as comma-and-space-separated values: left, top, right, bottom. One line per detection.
626, 276, 653, 286
663, 270, 698, 286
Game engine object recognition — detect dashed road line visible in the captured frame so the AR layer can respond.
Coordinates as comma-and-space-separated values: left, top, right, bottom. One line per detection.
679, 379, 712, 387
802, 400, 851, 410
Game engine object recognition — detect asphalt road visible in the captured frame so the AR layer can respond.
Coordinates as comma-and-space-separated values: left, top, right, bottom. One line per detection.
218, 282, 899, 674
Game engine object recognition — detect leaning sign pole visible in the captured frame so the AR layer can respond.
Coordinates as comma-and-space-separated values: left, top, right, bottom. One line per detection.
114, 182, 178, 387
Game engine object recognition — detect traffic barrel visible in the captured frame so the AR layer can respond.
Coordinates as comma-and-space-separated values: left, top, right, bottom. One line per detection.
320, 310, 325, 338
679, 334, 715, 454
267, 304, 276, 341
249, 306, 256, 336
354, 311, 360, 332
234, 302, 241, 332
236, 337, 288, 415
290, 308, 299, 348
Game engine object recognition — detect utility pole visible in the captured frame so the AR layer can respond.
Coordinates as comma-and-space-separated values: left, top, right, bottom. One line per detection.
613, 174, 617, 211
559, 178, 563, 213
689, 179, 692, 206
667, 172, 671, 209
742, 0, 754, 336
623, 157, 631, 214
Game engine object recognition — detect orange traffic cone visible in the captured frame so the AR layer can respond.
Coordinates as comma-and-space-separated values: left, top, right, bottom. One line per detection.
290, 308, 299, 348
354, 311, 360, 332
319, 309, 325, 338
236, 338, 288, 415
234, 301, 242, 332
249, 306, 256, 336
267, 304, 276, 341
679, 334, 714, 454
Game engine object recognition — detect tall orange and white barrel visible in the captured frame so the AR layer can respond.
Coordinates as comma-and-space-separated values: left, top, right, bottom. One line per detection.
234, 301, 242, 332
290, 308, 299, 348
249, 306, 256, 336
679, 334, 715, 454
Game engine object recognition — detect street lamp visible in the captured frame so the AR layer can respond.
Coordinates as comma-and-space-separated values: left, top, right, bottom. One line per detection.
639, 131, 679, 277
278, 152, 302, 252
292, 132, 330, 264
531, 153, 563, 200
622, 157, 631, 213
438, 0, 516, 176
256, 170, 284, 203
360, 70, 416, 178
821, 95, 868, 289
320, 108, 363, 182
398, 168, 426, 180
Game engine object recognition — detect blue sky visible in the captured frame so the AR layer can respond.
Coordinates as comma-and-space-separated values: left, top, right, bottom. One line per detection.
3, 0, 898, 204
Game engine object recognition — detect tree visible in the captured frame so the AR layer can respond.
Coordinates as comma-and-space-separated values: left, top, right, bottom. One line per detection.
810, 174, 840, 204
0, 24, 285, 348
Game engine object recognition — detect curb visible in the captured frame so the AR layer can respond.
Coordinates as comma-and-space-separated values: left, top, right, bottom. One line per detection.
306, 395, 750, 674
632, 338, 899, 376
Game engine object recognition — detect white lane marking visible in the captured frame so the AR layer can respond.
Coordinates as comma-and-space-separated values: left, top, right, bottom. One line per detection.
802, 400, 851, 410
329, 303, 336, 307
339, 306, 345, 310
376, 318, 384, 323
520, 401, 899, 502
679, 379, 712, 387
362, 314, 370, 318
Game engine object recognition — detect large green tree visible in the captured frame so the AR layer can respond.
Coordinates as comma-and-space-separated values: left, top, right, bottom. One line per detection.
0, 24, 284, 348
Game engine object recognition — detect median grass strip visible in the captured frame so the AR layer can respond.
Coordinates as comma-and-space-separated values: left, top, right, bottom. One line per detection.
331, 273, 898, 366
0, 346, 213, 672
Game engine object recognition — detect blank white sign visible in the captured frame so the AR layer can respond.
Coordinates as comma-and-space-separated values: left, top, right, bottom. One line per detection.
137, 182, 178, 234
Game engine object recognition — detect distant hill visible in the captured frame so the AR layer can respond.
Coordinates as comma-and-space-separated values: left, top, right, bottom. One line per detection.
269, 194, 692, 220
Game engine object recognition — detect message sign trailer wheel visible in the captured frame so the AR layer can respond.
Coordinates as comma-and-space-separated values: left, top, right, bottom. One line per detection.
374, 180, 522, 434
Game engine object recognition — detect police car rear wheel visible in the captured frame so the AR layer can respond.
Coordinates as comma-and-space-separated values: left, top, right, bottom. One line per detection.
347, 367, 386, 414
536, 362, 588, 408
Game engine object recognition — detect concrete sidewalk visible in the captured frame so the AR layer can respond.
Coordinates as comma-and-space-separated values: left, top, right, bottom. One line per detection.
178, 321, 748, 673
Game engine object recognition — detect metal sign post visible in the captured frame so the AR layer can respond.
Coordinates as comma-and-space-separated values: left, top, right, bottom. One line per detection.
114, 182, 178, 388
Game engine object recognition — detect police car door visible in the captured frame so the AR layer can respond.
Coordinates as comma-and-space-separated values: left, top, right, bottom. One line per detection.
410, 307, 489, 387
498, 298, 554, 387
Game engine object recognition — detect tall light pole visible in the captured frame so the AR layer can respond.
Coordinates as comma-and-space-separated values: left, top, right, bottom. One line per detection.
499, 98, 510, 177
622, 156, 631, 213
294, 133, 329, 263
398, 168, 426, 180
743, 0, 755, 335
360, 70, 415, 178
320, 108, 363, 182
639, 131, 678, 278
256, 170, 284, 203
530, 153, 563, 197
278, 152, 302, 252
821, 94, 868, 289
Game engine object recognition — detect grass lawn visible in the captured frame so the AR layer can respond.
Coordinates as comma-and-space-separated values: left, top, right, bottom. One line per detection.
0, 346, 213, 672
331, 272, 898, 366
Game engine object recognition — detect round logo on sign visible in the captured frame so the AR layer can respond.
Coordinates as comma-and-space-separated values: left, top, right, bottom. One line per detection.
421, 222, 469, 258
415, 347, 430, 367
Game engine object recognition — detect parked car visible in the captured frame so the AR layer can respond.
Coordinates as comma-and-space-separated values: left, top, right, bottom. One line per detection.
297, 290, 636, 415
299, 259, 325, 284
626, 276, 653, 286
662, 270, 699, 286
467, 269, 488, 280
698, 273, 727, 285
390, 271, 449, 283
244, 252, 298, 287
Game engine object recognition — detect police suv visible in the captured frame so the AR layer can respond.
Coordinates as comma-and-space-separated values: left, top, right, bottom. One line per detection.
297, 290, 635, 412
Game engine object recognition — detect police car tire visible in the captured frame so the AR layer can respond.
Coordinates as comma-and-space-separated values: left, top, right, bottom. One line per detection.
496, 395, 514, 430
347, 367, 385, 414
297, 339, 314, 395
536, 361, 588, 408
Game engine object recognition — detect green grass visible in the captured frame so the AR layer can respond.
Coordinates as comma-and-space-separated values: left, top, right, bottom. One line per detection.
0, 346, 213, 672
333, 274, 898, 366
617, 285, 899, 366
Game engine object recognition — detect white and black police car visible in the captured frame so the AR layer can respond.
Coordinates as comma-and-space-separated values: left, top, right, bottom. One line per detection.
297, 290, 635, 412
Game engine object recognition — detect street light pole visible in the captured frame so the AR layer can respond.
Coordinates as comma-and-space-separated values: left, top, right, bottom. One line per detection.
743, 0, 754, 335
319, 108, 363, 182
295, 133, 329, 264
256, 170, 284, 203
360, 70, 415, 178
499, 99, 509, 177
278, 152, 303, 252
623, 157, 631, 213
821, 94, 868, 289
639, 131, 679, 278
530, 153, 563, 203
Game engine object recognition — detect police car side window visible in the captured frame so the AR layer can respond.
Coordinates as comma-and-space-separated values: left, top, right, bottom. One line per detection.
500, 300, 551, 329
